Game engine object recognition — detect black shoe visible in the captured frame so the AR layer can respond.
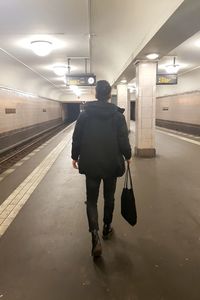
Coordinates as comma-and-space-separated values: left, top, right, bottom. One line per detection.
102, 224, 113, 240
91, 230, 102, 257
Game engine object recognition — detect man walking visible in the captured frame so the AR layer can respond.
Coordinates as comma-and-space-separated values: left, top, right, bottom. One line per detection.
71, 80, 131, 257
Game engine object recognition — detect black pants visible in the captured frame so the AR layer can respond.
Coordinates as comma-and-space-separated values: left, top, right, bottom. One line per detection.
86, 176, 117, 232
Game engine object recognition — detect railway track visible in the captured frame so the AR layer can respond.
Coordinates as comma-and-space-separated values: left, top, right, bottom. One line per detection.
0, 123, 69, 174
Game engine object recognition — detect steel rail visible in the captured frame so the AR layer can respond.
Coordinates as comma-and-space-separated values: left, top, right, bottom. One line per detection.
0, 124, 66, 166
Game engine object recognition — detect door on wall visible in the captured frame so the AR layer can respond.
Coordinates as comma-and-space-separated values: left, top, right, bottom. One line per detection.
130, 101, 135, 121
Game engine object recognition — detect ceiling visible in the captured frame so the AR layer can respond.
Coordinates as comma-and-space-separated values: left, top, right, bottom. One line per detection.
117, 0, 200, 85
0, 34, 91, 92
0, 0, 92, 100
128, 30, 200, 91
161, 31, 200, 75
0, 0, 89, 35
1, 0, 200, 101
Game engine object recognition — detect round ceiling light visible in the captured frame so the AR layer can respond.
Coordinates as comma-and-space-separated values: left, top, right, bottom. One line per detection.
146, 53, 159, 60
53, 65, 68, 76
30, 40, 53, 56
165, 64, 180, 74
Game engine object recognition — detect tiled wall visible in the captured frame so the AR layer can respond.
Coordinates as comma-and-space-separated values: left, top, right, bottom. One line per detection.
156, 92, 200, 125
0, 89, 62, 134
135, 62, 157, 151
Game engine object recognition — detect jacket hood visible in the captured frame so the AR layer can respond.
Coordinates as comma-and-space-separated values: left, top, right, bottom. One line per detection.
85, 101, 118, 119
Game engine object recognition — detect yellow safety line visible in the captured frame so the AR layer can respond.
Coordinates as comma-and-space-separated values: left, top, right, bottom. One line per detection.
0, 133, 72, 237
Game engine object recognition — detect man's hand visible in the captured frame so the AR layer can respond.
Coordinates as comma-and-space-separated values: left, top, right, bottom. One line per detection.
72, 160, 79, 169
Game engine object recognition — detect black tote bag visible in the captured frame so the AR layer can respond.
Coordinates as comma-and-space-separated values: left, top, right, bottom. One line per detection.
121, 164, 137, 226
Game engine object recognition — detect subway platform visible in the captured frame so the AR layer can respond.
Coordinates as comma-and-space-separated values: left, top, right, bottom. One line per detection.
0, 122, 200, 300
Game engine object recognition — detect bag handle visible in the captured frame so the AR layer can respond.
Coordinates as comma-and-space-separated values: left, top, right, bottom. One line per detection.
124, 162, 133, 189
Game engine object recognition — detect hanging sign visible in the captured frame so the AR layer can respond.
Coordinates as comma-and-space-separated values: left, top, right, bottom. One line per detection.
156, 74, 178, 85
65, 74, 96, 86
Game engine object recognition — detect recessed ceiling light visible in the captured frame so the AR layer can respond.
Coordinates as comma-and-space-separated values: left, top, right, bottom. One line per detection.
120, 79, 127, 83
53, 65, 68, 76
128, 87, 135, 93
30, 40, 53, 56
128, 83, 136, 87
128, 85, 136, 91
146, 53, 159, 60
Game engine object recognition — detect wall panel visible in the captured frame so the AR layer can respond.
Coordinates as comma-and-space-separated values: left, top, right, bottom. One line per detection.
156, 92, 200, 131
0, 89, 62, 134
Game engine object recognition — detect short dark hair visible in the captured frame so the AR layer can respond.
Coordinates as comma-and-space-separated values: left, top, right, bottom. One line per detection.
95, 80, 111, 101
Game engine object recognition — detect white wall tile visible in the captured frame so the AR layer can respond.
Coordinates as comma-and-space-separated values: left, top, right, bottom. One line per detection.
135, 61, 157, 150
0, 90, 62, 134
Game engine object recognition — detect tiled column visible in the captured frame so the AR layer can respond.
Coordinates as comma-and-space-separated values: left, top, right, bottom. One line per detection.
117, 84, 130, 130
135, 61, 157, 157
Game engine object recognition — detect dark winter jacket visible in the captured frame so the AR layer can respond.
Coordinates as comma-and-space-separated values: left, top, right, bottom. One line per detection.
71, 101, 132, 178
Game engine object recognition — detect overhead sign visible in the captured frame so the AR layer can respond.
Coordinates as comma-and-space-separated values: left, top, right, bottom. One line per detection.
156, 74, 178, 85
65, 74, 96, 86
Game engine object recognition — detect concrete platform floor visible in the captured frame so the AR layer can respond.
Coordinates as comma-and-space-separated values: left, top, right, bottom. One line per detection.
0, 123, 200, 300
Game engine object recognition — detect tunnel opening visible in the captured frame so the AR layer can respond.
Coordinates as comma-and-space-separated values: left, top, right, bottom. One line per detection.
63, 103, 80, 123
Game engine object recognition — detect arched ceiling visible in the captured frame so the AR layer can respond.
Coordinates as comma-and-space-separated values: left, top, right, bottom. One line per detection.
0, 0, 91, 101
90, 0, 184, 83
1, 0, 199, 102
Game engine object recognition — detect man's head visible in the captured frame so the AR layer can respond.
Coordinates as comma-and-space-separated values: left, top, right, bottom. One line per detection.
95, 80, 111, 102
